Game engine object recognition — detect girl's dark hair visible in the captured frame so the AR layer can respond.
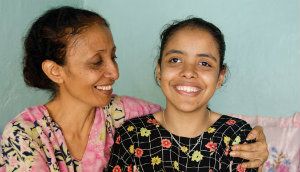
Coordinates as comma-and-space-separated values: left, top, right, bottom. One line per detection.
155, 17, 227, 84
23, 6, 109, 94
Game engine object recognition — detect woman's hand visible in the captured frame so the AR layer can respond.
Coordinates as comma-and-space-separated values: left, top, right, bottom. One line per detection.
230, 126, 269, 170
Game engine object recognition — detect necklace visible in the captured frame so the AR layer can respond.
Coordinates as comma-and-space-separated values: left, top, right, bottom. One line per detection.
162, 110, 211, 158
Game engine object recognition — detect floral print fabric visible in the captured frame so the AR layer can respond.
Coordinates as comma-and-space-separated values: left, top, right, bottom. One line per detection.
0, 95, 161, 172
107, 114, 257, 172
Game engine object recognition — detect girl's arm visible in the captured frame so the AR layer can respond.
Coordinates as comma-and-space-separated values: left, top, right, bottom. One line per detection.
106, 126, 135, 171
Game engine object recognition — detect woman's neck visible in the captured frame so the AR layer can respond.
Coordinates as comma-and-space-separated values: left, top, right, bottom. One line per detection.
45, 96, 95, 137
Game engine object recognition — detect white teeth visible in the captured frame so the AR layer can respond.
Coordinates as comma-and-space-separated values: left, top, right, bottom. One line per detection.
96, 85, 112, 91
176, 86, 200, 93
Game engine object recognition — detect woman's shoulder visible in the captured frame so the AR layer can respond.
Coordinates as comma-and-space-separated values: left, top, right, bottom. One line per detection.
1, 105, 49, 139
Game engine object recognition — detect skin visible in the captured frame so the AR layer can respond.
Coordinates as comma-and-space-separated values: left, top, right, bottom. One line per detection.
42, 24, 119, 160
155, 27, 267, 169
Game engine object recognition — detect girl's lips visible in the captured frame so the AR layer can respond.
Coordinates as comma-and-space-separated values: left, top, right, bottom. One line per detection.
174, 85, 202, 96
175, 85, 200, 93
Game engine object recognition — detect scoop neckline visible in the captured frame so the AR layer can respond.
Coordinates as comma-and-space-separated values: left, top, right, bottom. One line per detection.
148, 113, 225, 140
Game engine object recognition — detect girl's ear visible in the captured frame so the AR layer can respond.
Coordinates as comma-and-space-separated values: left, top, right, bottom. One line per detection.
41, 60, 64, 84
155, 64, 161, 82
217, 68, 226, 89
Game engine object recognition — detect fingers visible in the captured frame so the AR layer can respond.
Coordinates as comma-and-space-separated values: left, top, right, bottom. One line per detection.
240, 159, 264, 169
230, 150, 254, 160
246, 126, 264, 141
230, 141, 269, 169
231, 142, 259, 152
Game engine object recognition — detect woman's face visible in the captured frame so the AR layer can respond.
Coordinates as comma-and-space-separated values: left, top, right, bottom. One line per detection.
157, 28, 225, 113
59, 24, 119, 108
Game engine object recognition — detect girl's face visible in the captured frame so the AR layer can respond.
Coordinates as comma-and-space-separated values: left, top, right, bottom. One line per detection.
157, 28, 225, 113
59, 24, 119, 108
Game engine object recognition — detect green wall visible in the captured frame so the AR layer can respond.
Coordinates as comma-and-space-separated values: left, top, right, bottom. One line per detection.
84, 0, 300, 115
0, 0, 83, 131
0, 0, 299, 131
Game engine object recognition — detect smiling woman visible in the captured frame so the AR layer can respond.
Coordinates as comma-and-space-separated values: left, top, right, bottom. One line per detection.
0, 6, 268, 172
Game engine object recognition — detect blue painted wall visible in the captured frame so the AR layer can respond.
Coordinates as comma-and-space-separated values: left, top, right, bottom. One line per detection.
0, 0, 299, 131
0, 0, 83, 131
84, 0, 300, 116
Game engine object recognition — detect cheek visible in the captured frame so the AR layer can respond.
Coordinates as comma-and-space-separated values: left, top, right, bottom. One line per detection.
199, 71, 220, 86
160, 67, 178, 80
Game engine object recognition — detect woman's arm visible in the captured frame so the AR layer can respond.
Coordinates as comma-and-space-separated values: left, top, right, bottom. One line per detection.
222, 119, 258, 172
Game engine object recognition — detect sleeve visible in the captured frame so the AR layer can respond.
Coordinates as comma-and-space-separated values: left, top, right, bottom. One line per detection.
221, 120, 258, 172
104, 94, 161, 128
1, 122, 50, 172
106, 126, 135, 171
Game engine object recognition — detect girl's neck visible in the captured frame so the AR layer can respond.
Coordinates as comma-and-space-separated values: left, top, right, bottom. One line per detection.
161, 106, 213, 138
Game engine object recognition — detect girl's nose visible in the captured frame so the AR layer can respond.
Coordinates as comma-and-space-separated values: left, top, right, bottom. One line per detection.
180, 64, 198, 79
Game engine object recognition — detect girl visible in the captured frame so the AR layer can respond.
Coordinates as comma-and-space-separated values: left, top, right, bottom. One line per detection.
107, 17, 258, 171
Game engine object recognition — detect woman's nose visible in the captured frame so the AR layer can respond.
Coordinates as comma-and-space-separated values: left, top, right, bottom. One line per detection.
104, 60, 119, 80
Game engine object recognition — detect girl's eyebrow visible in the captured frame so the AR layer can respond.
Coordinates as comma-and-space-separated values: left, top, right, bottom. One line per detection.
165, 49, 217, 62
165, 49, 184, 56
196, 53, 217, 62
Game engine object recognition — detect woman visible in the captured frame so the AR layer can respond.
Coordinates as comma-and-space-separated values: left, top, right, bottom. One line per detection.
107, 17, 262, 171
1, 7, 267, 172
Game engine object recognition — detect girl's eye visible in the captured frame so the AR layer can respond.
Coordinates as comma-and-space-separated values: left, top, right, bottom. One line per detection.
169, 57, 181, 63
199, 61, 211, 67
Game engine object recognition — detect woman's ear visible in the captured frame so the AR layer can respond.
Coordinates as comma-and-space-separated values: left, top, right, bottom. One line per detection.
41, 60, 64, 84
217, 68, 226, 89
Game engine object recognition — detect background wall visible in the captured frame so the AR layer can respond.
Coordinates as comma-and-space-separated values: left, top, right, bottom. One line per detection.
0, 0, 299, 132
0, 0, 83, 131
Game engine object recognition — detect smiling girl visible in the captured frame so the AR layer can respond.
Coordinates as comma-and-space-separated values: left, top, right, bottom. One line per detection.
107, 17, 258, 171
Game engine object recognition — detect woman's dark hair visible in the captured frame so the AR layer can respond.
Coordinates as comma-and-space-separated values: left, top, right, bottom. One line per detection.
23, 6, 109, 94
155, 17, 227, 84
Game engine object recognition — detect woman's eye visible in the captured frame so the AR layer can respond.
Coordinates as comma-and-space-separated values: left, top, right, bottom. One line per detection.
199, 61, 211, 67
169, 57, 181, 63
92, 60, 103, 66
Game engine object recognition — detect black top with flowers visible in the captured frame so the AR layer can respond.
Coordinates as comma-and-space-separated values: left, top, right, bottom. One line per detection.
106, 114, 257, 172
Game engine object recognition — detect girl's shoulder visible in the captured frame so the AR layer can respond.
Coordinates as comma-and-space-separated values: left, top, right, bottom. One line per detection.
211, 115, 253, 138
115, 114, 158, 135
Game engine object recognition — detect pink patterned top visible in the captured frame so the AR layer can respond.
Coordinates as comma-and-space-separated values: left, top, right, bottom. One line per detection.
0, 95, 161, 172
